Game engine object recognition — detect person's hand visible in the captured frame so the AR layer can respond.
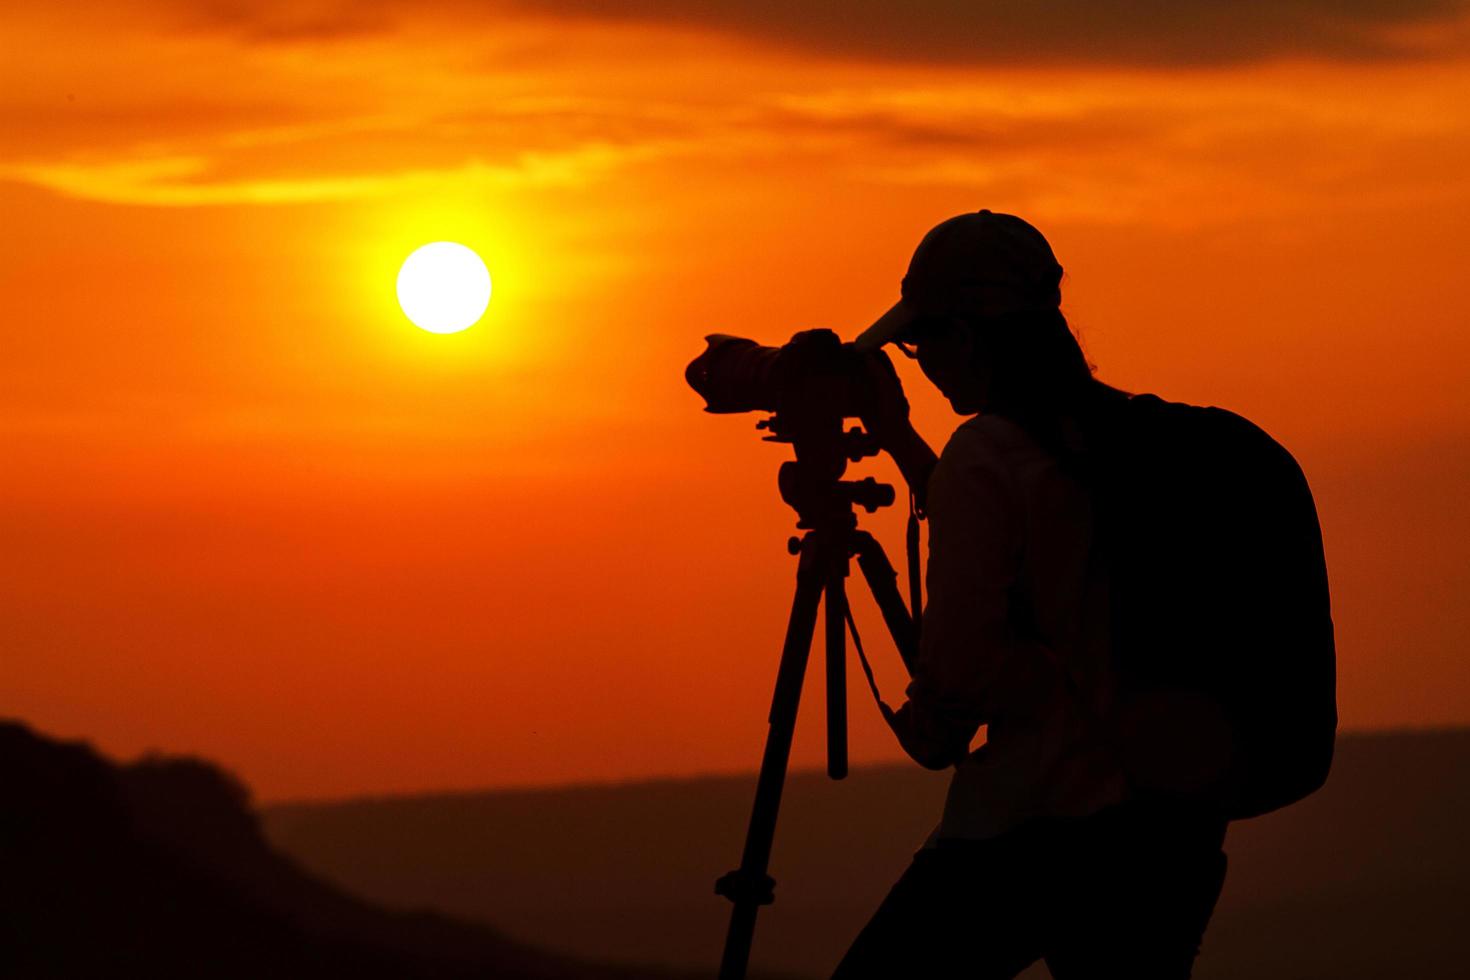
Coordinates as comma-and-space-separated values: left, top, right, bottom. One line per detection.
856, 348, 912, 447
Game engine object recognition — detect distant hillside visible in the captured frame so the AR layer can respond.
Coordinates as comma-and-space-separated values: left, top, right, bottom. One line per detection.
265, 730, 1470, 979
0, 721, 710, 980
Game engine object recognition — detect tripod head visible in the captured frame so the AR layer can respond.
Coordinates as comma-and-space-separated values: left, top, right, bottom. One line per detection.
755, 410, 896, 529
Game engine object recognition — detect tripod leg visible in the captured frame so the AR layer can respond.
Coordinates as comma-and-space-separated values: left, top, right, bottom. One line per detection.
825, 564, 848, 780
716, 534, 828, 980
852, 530, 918, 674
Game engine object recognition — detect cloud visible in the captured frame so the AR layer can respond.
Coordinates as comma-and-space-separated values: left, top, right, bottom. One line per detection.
0, 142, 673, 207
142, 0, 398, 44
525, 0, 1470, 67
5, 0, 1468, 212
146, 0, 1470, 66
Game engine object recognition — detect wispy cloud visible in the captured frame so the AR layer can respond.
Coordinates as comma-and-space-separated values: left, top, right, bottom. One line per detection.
4, 2, 1469, 217
0, 142, 679, 207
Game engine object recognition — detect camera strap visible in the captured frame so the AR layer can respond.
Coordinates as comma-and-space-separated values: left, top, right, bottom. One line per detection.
848, 493, 925, 722
907, 490, 924, 647
845, 606, 892, 718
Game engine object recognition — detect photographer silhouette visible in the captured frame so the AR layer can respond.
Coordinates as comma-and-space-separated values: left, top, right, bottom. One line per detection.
831, 210, 1335, 979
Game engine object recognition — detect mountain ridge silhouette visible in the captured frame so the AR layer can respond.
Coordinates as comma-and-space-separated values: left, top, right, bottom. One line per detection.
0, 719, 726, 980
265, 729, 1470, 979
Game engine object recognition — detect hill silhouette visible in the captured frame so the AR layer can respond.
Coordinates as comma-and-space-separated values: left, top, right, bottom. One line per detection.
0, 721, 712, 980
266, 730, 1470, 978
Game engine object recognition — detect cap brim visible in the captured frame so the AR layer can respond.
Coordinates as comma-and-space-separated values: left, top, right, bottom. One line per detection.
853, 299, 916, 352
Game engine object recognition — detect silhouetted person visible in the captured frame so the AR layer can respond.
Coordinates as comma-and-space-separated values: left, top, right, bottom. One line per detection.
832, 210, 1335, 978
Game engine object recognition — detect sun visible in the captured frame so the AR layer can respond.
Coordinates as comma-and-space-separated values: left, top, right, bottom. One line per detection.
396, 242, 492, 334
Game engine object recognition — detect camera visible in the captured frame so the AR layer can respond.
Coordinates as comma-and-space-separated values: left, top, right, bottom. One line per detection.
685, 329, 868, 419
685, 329, 894, 522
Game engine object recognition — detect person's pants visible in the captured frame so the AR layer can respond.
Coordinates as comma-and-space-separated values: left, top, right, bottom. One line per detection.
832, 802, 1228, 979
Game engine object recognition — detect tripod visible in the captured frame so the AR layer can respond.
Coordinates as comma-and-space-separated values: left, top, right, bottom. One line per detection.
713, 415, 919, 980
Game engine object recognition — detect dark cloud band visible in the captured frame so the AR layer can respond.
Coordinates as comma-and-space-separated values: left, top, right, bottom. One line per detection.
511, 0, 1469, 66
135, 0, 1470, 65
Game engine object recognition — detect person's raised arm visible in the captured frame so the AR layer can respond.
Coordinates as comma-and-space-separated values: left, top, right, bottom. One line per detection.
856, 350, 938, 510
881, 422, 938, 513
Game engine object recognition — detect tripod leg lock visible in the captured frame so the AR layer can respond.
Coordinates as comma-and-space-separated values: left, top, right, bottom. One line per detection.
714, 868, 776, 906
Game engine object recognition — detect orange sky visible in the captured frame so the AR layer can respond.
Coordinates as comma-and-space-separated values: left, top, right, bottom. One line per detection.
4, 1, 1469, 800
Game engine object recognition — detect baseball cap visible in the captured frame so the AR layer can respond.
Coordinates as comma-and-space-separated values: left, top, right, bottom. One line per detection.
854, 209, 1064, 351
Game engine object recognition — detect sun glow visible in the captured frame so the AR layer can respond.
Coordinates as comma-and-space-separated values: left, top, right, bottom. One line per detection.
396, 242, 492, 334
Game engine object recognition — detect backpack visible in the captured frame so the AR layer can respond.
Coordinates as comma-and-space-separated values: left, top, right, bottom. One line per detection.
1091, 394, 1337, 820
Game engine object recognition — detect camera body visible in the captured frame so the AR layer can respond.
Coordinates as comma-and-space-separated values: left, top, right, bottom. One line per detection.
686, 329, 893, 526
685, 329, 867, 419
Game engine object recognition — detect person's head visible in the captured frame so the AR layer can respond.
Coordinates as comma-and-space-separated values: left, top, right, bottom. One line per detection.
857, 210, 1094, 419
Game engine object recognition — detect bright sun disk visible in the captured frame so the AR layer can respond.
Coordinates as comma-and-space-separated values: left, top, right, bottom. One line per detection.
396, 242, 491, 334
